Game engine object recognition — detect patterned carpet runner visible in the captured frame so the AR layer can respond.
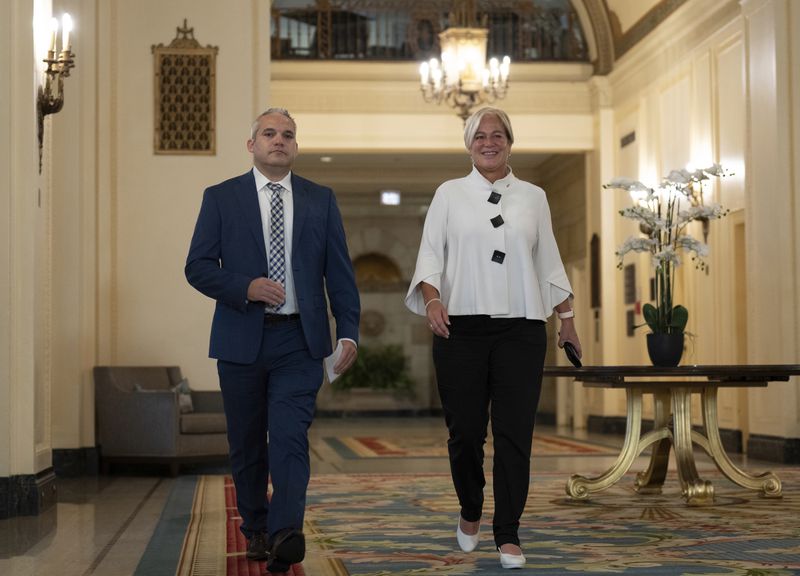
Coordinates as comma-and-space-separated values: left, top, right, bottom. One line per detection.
148, 469, 800, 575
323, 433, 618, 459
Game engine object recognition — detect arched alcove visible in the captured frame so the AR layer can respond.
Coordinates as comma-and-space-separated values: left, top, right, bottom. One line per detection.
353, 252, 405, 292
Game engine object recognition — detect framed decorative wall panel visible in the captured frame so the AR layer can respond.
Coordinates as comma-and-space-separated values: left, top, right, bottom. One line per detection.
152, 20, 218, 155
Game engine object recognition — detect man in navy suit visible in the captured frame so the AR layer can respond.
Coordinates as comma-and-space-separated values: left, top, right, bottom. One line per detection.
186, 108, 359, 573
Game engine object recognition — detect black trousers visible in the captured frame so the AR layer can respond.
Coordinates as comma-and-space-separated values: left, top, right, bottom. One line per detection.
433, 315, 546, 547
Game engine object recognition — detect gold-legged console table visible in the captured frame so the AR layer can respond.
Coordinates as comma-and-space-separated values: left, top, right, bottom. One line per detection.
544, 365, 800, 506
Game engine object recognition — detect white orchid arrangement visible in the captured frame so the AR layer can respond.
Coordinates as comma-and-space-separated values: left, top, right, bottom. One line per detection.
604, 164, 731, 334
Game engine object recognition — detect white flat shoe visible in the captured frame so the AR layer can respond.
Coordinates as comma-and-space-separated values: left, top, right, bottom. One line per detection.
498, 548, 526, 569
456, 518, 480, 552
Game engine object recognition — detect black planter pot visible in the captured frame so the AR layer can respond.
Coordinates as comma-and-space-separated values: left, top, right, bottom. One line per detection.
646, 332, 685, 367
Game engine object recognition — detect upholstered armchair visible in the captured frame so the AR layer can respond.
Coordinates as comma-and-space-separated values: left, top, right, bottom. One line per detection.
93, 366, 229, 475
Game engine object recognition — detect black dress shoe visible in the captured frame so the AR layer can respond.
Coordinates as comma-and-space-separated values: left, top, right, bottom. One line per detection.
266, 527, 305, 571
245, 532, 269, 560
266, 558, 291, 574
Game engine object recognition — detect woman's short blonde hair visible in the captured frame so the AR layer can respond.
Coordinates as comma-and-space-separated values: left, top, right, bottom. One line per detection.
463, 107, 514, 149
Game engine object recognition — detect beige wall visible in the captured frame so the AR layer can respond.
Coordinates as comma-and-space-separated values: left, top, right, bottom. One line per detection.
101, 0, 271, 395
0, 0, 12, 478
50, 0, 97, 451
49, 0, 271, 460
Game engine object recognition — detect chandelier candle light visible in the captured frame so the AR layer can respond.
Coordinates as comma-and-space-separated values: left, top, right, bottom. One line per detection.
419, 0, 510, 122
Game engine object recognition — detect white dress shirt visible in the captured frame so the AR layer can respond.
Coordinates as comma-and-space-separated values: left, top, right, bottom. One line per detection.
405, 166, 572, 319
253, 167, 298, 315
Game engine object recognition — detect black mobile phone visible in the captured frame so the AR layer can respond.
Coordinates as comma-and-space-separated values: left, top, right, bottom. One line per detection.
563, 341, 582, 368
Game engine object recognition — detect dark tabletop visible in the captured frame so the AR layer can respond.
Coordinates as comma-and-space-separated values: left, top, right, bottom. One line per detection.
543, 364, 800, 385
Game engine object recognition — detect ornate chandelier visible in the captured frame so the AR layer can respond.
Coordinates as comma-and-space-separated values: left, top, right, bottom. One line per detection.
418, 0, 510, 122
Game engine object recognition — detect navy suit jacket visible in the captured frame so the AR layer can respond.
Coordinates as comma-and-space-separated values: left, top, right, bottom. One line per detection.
185, 170, 360, 364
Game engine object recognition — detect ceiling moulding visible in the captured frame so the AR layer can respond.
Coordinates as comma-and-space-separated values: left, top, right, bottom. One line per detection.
578, 0, 616, 75
607, 0, 690, 59
270, 61, 593, 83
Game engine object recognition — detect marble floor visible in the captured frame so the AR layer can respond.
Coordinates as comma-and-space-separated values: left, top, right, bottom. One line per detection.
0, 417, 792, 576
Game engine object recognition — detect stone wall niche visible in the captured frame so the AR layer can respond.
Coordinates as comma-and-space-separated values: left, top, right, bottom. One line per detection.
317, 250, 437, 415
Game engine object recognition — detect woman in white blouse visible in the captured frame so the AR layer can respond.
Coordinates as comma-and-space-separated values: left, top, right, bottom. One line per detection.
405, 107, 581, 570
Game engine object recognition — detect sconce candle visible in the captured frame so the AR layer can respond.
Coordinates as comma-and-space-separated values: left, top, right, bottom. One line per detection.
62, 13, 72, 52
49, 17, 59, 53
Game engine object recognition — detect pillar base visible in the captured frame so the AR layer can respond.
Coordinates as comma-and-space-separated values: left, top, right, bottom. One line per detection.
0, 469, 57, 519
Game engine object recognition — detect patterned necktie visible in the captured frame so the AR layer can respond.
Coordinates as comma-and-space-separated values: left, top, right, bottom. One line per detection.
266, 182, 285, 311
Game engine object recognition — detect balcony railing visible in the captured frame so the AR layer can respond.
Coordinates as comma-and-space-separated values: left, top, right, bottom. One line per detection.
271, 0, 588, 62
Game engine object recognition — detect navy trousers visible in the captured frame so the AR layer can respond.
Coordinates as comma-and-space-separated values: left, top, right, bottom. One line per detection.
217, 319, 323, 538
433, 315, 546, 548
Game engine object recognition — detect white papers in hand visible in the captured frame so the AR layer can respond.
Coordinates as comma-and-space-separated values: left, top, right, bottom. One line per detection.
323, 341, 343, 383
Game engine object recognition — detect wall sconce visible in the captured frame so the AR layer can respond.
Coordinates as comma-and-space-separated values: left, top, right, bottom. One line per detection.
37, 13, 75, 172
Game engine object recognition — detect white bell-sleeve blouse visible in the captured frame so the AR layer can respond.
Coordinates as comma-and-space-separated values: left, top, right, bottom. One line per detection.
405, 166, 572, 320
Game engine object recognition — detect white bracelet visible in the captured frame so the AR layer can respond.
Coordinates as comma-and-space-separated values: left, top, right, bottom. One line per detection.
425, 298, 442, 310
557, 309, 575, 319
